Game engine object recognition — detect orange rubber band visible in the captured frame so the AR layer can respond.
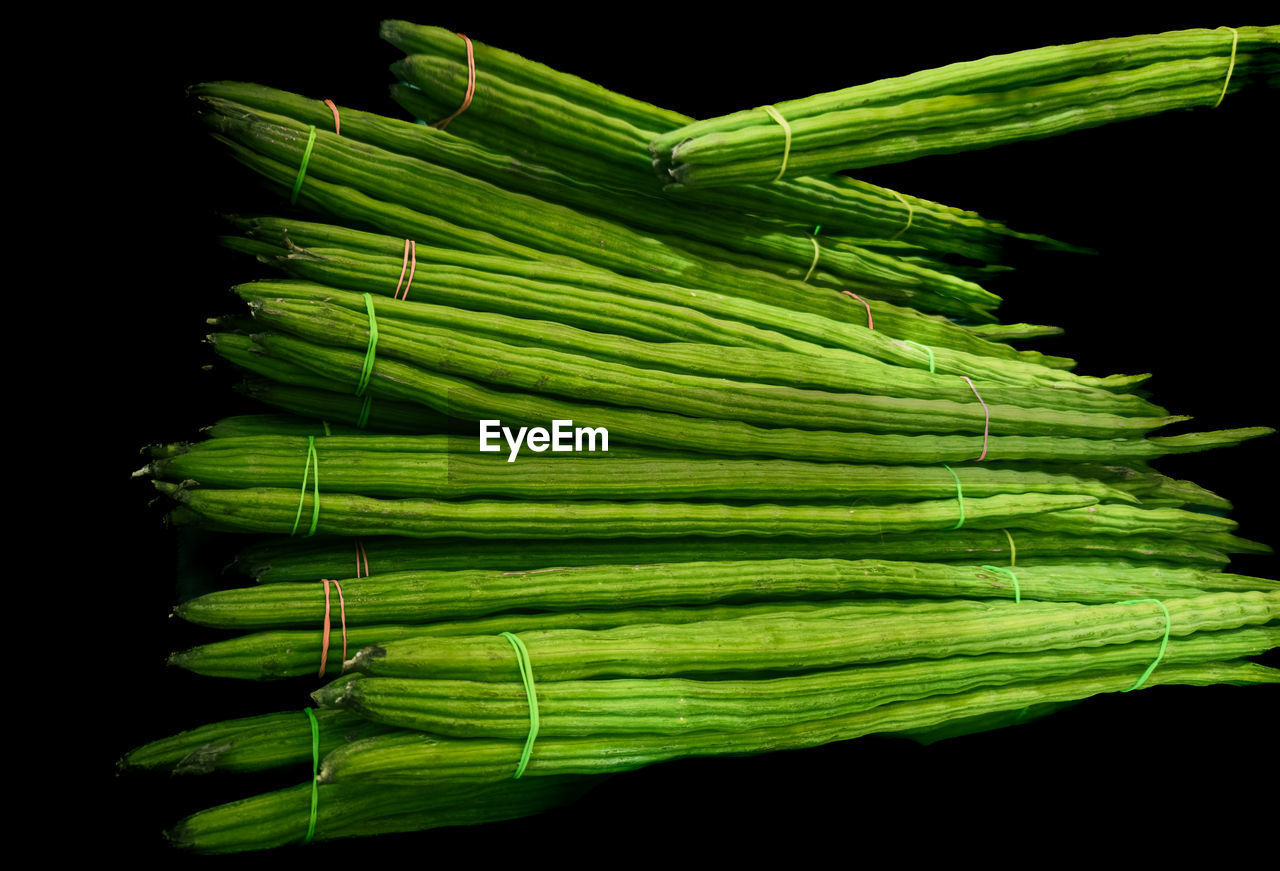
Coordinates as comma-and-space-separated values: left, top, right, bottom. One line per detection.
841, 291, 874, 330
318, 578, 348, 676
432, 33, 475, 129
394, 239, 418, 301
961, 376, 990, 461
323, 99, 341, 135
355, 539, 370, 578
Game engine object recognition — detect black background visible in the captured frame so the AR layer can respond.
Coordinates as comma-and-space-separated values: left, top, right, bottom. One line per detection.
79, 8, 1278, 862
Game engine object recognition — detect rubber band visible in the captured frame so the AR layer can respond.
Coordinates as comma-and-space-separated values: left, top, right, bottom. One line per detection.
1003, 529, 1017, 567
1115, 599, 1171, 692
321, 420, 331, 437
899, 339, 936, 373
323, 99, 341, 135
289, 125, 318, 206
318, 579, 348, 676
303, 707, 319, 844
500, 631, 540, 779
394, 239, 418, 301
1214, 28, 1239, 109
961, 376, 990, 461
941, 464, 965, 529
760, 105, 792, 181
356, 293, 379, 396
355, 538, 370, 578
888, 190, 915, 240
291, 435, 320, 537
803, 236, 821, 283
356, 394, 373, 429
841, 292, 875, 329
433, 33, 476, 129
980, 564, 1021, 604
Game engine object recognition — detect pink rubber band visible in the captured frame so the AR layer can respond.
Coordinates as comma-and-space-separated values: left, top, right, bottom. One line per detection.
323, 99, 341, 135
355, 538, 370, 578
318, 579, 348, 676
432, 33, 475, 130
394, 240, 418, 301
841, 291, 874, 330
962, 376, 990, 461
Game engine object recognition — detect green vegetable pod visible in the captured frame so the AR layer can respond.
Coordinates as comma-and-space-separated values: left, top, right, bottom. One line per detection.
316, 627, 1280, 737
317, 662, 1280, 786
147, 436, 1138, 502
160, 480, 1096, 539
352, 591, 1280, 681
238, 531, 1236, 582
174, 558, 1273, 630
168, 776, 594, 853
120, 707, 398, 775
200, 98, 999, 321
232, 215, 1080, 372
245, 282, 1164, 423
170, 602, 871, 680
251, 331, 1267, 464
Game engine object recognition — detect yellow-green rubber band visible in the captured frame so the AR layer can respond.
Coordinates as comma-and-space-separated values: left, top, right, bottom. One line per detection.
941, 464, 964, 529
303, 707, 319, 844
901, 340, 936, 374
760, 105, 792, 181
803, 235, 821, 283
1214, 28, 1239, 109
290, 125, 318, 206
291, 435, 320, 537
500, 631, 540, 778
980, 564, 1021, 604
1003, 529, 1017, 566
356, 394, 373, 429
1115, 599, 1171, 691
356, 292, 379, 396
889, 190, 915, 240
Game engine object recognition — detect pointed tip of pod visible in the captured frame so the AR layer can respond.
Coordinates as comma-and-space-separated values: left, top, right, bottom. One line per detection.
344, 644, 385, 675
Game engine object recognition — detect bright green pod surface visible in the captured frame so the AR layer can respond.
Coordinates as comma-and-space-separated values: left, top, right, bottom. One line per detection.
250, 331, 1266, 464
659, 51, 1278, 184
193, 81, 996, 301
245, 284, 1166, 429
174, 559, 1272, 630
652, 27, 1278, 182
148, 435, 1138, 502
160, 481, 1096, 540
238, 531, 1235, 582
232, 216, 1083, 372
378, 21, 1069, 257
318, 662, 1280, 786
317, 627, 1280, 737
168, 776, 594, 854
353, 592, 1280, 681
121, 707, 397, 775
200, 97, 998, 322
170, 602, 869, 681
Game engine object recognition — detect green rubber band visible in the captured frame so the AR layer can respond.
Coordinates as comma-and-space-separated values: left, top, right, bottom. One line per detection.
901, 339, 936, 373
290, 125, 318, 206
941, 464, 964, 529
356, 293, 379, 396
1115, 599, 1171, 692
500, 631, 540, 779
321, 420, 331, 437
760, 105, 792, 181
356, 394, 373, 429
981, 564, 1021, 604
303, 707, 319, 844
290, 436, 320, 537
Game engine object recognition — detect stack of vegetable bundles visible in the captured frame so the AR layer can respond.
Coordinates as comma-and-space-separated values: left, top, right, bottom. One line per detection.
123, 21, 1279, 853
